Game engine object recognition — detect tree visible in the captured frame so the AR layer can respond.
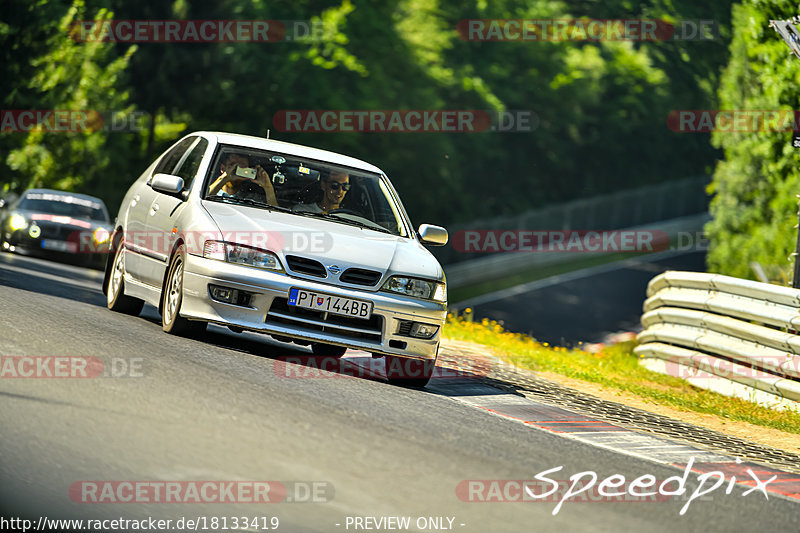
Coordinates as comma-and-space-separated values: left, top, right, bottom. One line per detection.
5, 0, 137, 204
705, 0, 800, 280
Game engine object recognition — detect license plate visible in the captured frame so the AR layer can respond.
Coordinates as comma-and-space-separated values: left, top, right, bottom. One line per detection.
288, 288, 373, 319
41, 239, 77, 253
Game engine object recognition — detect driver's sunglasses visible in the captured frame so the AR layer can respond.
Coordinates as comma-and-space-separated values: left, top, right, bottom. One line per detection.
327, 181, 351, 191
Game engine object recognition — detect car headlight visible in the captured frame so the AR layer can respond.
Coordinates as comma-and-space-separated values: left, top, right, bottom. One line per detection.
203, 240, 283, 272
92, 227, 110, 244
8, 214, 27, 231
382, 276, 446, 302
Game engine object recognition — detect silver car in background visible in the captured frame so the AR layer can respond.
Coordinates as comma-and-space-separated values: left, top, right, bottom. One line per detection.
103, 132, 448, 386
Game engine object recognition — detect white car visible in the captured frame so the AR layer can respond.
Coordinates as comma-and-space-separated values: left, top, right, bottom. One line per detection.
103, 132, 448, 386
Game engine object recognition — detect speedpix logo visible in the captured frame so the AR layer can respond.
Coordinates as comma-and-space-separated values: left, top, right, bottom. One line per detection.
457, 458, 776, 516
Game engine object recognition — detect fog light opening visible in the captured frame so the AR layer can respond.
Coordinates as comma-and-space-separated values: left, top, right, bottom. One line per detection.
410, 323, 439, 339
396, 320, 439, 340
208, 284, 253, 307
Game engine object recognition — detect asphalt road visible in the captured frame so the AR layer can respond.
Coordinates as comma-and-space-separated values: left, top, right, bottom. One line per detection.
0, 251, 796, 532
461, 251, 707, 346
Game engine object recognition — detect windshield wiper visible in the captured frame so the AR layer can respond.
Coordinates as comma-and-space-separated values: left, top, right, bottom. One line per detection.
294, 211, 394, 234
326, 214, 394, 234
203, 195, 293, 213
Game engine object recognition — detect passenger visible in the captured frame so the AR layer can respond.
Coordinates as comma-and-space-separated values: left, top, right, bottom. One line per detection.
294, 171, 350, 214
207, 153, 277, 205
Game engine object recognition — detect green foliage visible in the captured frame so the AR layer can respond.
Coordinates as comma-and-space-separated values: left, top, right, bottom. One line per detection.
6, 2, 135, 194
2, 0, 731, 224
706, 1, 800, 279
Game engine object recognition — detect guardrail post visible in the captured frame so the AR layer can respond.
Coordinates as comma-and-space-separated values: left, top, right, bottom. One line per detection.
794, 194, 800, 289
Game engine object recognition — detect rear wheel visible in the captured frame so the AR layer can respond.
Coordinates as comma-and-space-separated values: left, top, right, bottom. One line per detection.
162, 246, 206, 337
311, 342, 347, 358
106, 240, 144, 315
384, 355, 436, 387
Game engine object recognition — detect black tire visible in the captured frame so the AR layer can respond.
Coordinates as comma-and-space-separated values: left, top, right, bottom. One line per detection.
311, 342, 347, 358
384, 355, 436, 387
106, 239, 144, 316
162, 246, 206, 337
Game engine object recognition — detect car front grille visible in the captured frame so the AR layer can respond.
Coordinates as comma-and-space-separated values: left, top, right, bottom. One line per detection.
285, 255, 327, 278
266, 297, 383, 343
340, 267, 382, 286
36, 222, 79, 240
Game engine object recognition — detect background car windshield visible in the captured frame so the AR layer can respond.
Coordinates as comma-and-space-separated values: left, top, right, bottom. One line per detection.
205, 146, 409, 237
18, 193, 108, 222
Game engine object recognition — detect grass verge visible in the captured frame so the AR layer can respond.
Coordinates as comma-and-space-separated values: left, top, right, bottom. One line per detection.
443, 314, 800, 434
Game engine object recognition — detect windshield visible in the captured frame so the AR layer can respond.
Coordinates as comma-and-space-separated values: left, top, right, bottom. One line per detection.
18, 192, 109, 222
203, 145, 409, 237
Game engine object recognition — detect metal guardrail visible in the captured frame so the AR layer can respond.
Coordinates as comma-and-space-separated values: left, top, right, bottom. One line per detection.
445, 213, 709, 289
635, 271, 800, 409
434, 175, 710, 266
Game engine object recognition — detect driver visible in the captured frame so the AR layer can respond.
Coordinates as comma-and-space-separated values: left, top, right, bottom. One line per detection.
207, 153, 277, 205
294, 171, 349, 214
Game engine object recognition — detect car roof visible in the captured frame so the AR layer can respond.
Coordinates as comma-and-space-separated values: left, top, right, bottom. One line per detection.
22, 189, 107, 205
196, 131, 385, 174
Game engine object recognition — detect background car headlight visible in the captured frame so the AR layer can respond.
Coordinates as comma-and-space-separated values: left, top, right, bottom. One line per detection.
8, 214, 27, 231
92, 227, 110, 244
203, 240, 283, 271
382, 276, 446, 302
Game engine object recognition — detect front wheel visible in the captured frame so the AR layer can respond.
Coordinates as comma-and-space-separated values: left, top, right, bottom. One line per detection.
384, 355, 436, 387
106, 240, 144, 315
162, 247, 206, 337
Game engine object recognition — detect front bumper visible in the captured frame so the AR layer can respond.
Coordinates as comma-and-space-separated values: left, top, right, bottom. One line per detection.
181, 254, 446, 359
2, 229, 109, 267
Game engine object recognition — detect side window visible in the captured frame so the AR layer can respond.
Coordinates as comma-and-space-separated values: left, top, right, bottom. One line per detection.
153, 136, 197, 176
174, 138, 209, 190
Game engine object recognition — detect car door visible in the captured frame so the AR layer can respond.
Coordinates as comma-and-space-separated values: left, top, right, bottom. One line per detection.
139, 137, 209, 287
125, 136, 197, 285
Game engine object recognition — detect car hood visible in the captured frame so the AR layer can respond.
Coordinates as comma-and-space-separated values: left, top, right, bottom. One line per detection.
202, 201, 443, 283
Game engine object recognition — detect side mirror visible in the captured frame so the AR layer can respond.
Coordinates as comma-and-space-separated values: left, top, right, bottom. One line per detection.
418, 224, 448, 246
150, 173, 185, 196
